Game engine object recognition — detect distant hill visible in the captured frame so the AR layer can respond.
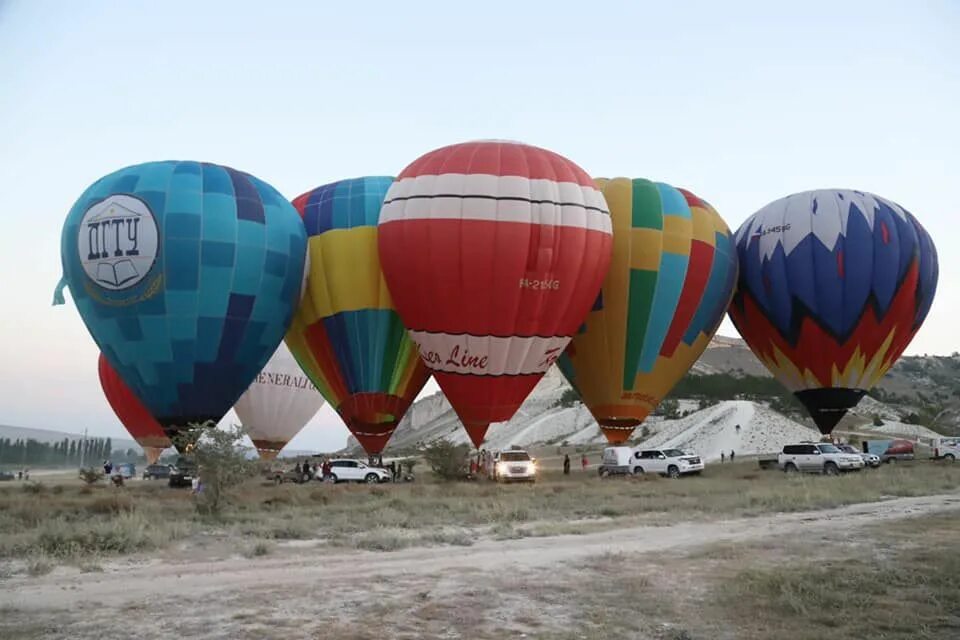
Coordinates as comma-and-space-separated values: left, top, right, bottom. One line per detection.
344, 334, 957, 454
0, 424, 140, 454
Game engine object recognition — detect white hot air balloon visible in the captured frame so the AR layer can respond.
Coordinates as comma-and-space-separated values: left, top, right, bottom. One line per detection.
234, 343, 325, 459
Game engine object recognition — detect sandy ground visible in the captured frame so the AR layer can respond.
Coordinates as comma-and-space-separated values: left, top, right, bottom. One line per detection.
2, 491, 958, 639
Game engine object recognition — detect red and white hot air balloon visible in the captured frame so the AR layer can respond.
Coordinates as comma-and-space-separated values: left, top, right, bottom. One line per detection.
98, 354, 172, 464
378, 140, 612, 447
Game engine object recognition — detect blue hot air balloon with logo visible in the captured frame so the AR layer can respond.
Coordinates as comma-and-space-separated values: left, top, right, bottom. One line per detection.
55, 161, 307, 449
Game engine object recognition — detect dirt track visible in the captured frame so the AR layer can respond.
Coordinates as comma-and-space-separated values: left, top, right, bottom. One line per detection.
4, 492, 959, 622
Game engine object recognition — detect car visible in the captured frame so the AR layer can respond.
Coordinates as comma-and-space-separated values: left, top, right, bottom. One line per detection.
880, 439, 915, 463
836, 444, 881, 468
142, 464, 172, 480
492, 450, 537, 483
323, 459, 391, 484
270, 467, 313, 484
110, 462, 136, 479
0, 470, 14, 481
932, 438, 960, 462
629, 449, 705, 478
168, 456, 197, 488
598, 446, 635, 476
778, 443, 865, 475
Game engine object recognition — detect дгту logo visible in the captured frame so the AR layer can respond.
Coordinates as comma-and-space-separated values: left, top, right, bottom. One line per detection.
77, 194, 159, 290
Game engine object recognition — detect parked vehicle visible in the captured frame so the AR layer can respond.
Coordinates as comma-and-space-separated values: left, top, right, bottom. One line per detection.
323, 459, 391, 484
492, 450, 537, 483
864, 439, 916, 463
111, 462, 136, 478
631, 449, 704, 478
932, 438, 959, 461
0, 470, 14, 481
598, 446, 634, 476
168, 457, 197, 488
779, 443, 864, 475
142, 464, 172, 480
271, 467, 312, 484
837, 444, 881, 468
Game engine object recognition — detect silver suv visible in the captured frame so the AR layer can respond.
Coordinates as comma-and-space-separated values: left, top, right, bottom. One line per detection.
779, 443, 865, 475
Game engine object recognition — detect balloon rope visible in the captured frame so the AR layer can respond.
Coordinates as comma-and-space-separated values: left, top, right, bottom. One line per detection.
52, 277, 67, 306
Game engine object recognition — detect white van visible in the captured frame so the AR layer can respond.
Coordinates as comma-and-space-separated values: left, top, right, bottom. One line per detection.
598, 446, 634, 477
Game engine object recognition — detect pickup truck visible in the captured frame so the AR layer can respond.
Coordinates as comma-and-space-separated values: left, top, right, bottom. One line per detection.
779, 443, 865, 475
932, 438, 959, 462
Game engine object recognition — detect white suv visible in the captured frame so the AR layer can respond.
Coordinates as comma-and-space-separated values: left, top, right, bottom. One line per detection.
324, 459, 391, 484
779, 443, 865, 475
493, 450, 537, 483
631, 449, 705, 478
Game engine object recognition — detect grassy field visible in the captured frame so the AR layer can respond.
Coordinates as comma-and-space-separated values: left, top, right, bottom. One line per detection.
0, 460, 958, 569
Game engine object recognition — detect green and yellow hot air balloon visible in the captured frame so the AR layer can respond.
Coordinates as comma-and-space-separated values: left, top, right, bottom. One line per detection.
558, 178, 738, 443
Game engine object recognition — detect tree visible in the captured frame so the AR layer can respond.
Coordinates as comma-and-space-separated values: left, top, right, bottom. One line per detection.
421, 439, 470, 481
558, 388, 581, 409
174, 422, 256, 516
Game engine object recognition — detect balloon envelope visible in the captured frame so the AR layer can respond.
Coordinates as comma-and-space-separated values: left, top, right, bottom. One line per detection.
728, 189, 938, 434
286, 176, 431, 455
234, 342, 325, 459
378, 141, 613, 447
98, 354, 171, 464
60, 161, 307, 448
559, 179, 738, 443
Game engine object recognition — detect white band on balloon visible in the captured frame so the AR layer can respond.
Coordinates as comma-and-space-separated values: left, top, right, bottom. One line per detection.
380, 174, 612, 234
408, 331, 571, 377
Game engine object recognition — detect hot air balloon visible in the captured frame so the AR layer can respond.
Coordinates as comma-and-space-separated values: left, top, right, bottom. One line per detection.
728, 189, 938, 435
98, 354, 171, 464
558, 179, 738, 443
378, 141, 613, 447
285, 176, 431, 455
233, 342, 325, 459
57, 161, 307, 449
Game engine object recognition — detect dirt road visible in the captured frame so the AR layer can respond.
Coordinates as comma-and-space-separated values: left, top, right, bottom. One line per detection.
4, 492, 959, 620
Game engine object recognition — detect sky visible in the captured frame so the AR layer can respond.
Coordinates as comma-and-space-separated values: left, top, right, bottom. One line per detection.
0, 0, 957, 452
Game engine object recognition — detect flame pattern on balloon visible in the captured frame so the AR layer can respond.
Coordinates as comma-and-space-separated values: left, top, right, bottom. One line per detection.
728, 189, 938, 434
98, 354, 171, 464
285, 177, 431, 455
559, 179, 737, 443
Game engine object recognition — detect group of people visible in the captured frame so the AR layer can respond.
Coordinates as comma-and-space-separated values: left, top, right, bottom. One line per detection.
562, 453, 589, 474
719, 450, 736, 462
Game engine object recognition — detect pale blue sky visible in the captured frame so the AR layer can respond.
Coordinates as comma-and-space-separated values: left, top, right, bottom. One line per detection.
0, 0, 957, 451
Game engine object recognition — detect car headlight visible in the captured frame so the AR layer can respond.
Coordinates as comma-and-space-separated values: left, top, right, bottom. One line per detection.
496, 462, 507, 473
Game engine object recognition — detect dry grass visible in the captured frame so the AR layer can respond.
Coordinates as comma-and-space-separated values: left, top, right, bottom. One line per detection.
1, 461, 957, 568
714, 512, 960, 639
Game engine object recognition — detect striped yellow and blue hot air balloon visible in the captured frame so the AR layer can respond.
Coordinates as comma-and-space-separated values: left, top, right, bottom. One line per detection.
285, 177, 431, 454
558, 178, 738, 444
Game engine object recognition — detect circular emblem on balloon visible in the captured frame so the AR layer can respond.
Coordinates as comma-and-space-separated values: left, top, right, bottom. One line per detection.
77, 194, 159, 293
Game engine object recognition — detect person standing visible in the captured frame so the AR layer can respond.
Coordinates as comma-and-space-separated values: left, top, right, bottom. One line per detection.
563, 454, 571, 475
730, 450, 735, 462
581, 454, 588, 471
721, 451, 725, 463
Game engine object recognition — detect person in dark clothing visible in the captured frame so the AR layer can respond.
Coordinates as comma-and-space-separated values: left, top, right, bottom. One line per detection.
563, 454, 571, 475
721, 451, 725, 463
730, 450, 735, 462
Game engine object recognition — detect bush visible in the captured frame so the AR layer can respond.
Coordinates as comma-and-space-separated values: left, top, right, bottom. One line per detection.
872, 415, 884, 427
422, 440, 470, 481
79, 468, 103, 485
174, 422, 257, 515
